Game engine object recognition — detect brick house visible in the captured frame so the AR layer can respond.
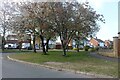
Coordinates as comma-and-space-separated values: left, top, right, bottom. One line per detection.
104, 40, 113, 48
90, 38, 105, 48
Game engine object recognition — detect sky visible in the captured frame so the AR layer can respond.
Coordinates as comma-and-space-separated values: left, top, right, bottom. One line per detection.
0, 0, 119, 41
78, 0, 119, 41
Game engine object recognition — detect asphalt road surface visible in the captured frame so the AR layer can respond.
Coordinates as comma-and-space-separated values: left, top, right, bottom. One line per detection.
1, 53, 94, 78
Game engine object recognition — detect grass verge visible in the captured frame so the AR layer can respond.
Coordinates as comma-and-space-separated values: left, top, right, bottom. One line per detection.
98, 52, 118, 58
8, 50, 118, 77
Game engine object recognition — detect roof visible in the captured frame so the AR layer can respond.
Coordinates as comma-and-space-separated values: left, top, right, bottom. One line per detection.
109, 41, 113, 44
7, 35, 17, 38
95, 38, 104, 43
105, 40, 113, 44
82, 37, 89, 41
6, 40, 18, 44
6, 40, 30, 44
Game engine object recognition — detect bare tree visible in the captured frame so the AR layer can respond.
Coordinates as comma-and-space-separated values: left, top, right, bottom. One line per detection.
46, 2, 105, 56
0, 2, 16, 51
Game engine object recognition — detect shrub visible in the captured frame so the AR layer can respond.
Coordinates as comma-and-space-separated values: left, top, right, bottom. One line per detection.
73, 48, 78, 50
109, 46, 113, 49
88, 47, 99, 52
94, 47, 99, 51
28, 46, 32, 50
89, 48, 95, 52
84, 46, 90, 51
79, 48, 83, 50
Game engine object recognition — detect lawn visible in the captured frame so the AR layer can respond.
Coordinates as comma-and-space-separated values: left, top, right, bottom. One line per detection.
8, 50, 118, 77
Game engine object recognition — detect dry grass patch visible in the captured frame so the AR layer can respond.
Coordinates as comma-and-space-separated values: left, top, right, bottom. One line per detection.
98, 52, 118, 58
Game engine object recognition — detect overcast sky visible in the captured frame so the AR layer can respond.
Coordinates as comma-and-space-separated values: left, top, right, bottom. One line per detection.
78, 0, 119, 41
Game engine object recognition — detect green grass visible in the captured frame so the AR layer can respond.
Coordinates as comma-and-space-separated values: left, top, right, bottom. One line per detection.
8, 50, 118, 77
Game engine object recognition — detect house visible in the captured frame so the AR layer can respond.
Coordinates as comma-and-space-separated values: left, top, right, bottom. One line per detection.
55, 42, 62, 49
48, 40, 56, 49
82, 37, 90, 46
6, 35, 18, 40
104, 40, 113, 48
72, 37, 90, 49
32, 36, 41, 49
90, 38, 105, 48
5, 35, 19, 49
5, 34, 31, 49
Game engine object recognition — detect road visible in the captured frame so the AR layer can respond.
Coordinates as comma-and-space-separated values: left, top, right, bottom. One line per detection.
1, 53, 93, 78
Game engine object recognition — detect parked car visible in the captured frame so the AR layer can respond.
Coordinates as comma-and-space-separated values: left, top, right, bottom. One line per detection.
22, 43, 30, 49
4, 44, 18, 49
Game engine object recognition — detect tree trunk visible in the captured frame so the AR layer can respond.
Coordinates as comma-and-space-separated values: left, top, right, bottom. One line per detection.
2, 36, 5, 51
29, 38, 32, 50
77, 43, 79, 52
19, 41, 22, 51
42, 39, 47, 54
46, 38, 50, 52
66, 45, 68, 52
40, 35, 47, 55
61, 40, 67, 56
63, 47, 67, 56
76, 39, 80, 52
33, 35, 36, 53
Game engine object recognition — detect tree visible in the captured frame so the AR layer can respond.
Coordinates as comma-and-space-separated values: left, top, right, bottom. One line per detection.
0, 2, 16, 51
46, 2, 105, 56
8, 1, 105, 56
22, 2, 56, 54
11, 2, 56, 54
10, 2, 41, 52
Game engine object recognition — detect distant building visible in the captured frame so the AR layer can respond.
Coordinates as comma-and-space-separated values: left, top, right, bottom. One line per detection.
104, 40, 113, 48
90, 38, 105, 48
5, 35, 18, 49
72, 37, 90, 49
5, 34, 31, 49
55, 42, 62, 49
6, 35, 18, 40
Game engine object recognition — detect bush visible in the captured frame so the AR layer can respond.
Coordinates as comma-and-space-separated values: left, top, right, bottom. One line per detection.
88, 47, 99, 52
79, 48, 83, 50
84, 46, 90, 51
94, 47, 99, 51
73, 48, 78, 50
109, 46, 113, 49
89, 48, 95, 52
28, 46, 32, 50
